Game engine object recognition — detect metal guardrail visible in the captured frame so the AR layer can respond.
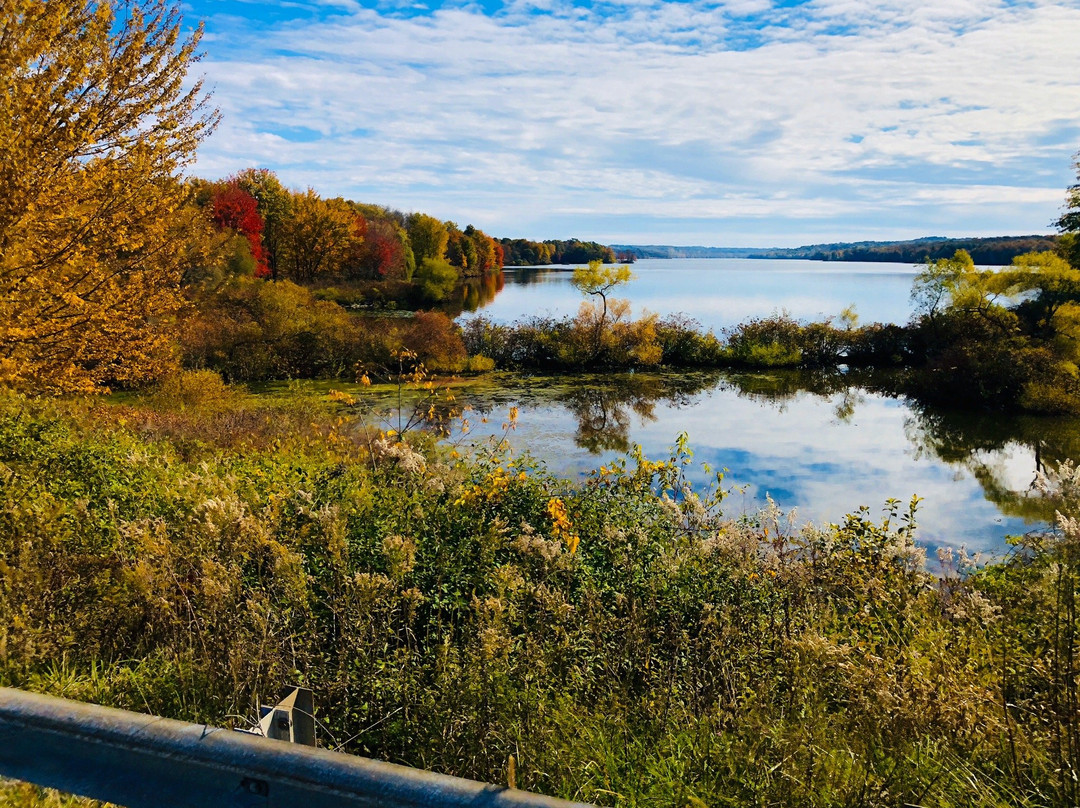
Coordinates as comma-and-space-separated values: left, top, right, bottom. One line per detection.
0, 687, 592, 808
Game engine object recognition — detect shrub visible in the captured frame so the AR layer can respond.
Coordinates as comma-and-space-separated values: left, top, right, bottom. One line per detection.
414, 257, 460, 302
400, 311, 467, 371
149, 369, 236, 411
723, 314, 804, 367
654, 315, 725, 365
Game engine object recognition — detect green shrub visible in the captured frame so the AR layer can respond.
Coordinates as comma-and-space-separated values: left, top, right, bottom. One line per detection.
723, 314, 804, 367
463, 354, 495, 373
414, 257, 459, 302
149, 369, 236, 411
655, 315, 725, 365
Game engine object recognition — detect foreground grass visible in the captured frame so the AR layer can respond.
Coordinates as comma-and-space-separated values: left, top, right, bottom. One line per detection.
1, 378, 1078, 806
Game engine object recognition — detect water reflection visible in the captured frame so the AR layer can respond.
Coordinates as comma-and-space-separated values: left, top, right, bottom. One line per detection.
902, 405, 1080, 524
559, 373, 719, 453
440, 272, 505, 318
440, 369, 1077, 554
317, 368, 1075, 554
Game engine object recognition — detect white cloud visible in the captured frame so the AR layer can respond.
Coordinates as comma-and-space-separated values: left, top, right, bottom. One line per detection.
190, 0, 1080, 243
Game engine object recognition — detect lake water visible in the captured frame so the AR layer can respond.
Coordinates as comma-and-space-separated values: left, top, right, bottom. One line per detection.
315, 367, 1078, 562
362, 257, 1071, 560
463, 258, 923, 331
431, 370, 1067, 559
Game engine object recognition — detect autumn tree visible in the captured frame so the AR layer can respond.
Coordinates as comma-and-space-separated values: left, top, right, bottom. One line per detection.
501, 238, 556, 266
465, 225, 499, 275
445, 222, 500, 276
568, 260, 655, 364
0, 0, 217, 392
209, 183, 268, 277
278, 191, 360, 283
359, 217, 415, 280
233, 168, 292, 280
571, 260, 635, 327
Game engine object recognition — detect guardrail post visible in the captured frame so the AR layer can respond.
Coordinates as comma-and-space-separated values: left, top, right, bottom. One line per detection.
255, 686, 316, 746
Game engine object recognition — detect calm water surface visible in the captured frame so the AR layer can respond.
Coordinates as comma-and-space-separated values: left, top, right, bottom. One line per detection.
408, 257, 1071, 558
464, 258, 922, 331
331, 370, 1079, 559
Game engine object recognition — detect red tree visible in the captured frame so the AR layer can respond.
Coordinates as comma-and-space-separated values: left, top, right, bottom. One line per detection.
362, 218, 407, 279
210, 183, 269, 277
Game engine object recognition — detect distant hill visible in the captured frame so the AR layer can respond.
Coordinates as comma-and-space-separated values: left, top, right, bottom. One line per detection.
609, 245, 762, 259
612, 235, 1060, 266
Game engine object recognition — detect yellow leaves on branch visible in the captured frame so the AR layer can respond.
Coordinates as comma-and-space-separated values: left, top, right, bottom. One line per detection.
0, 1, 218, 393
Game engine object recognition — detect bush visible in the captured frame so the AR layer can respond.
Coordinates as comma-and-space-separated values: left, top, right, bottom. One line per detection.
847, 323, 912, 366
414, 257, 460, 302
180, 279, 477, 381
149, 369, 236, 411
723, 315, 804, 367
655, 315, 725, 365
401, 311, 467, 371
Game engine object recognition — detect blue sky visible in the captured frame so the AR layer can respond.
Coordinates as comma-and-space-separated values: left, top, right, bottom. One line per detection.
180, 0, 1080, 246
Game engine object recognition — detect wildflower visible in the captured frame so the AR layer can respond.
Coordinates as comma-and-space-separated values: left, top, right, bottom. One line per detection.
381, 534, 417, 577
546, 497, 580, 554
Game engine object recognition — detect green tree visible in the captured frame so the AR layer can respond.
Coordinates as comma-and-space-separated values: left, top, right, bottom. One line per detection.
993, 251, 1080, 329
1057, 151, 1080, 269
406, 213, 449, 264
910, 249, 979, 320
233, 168, 292, 281
0, 0, 218, 392
414, 257, 459, 302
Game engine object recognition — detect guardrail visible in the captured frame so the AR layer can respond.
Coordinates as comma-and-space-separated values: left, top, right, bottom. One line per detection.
0, 687, 592, 808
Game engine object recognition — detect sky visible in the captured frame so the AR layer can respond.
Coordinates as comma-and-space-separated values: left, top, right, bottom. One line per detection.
179, 0, 1080, 247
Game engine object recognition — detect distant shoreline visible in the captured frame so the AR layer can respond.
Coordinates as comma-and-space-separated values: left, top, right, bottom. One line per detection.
610, 234, 1058, 266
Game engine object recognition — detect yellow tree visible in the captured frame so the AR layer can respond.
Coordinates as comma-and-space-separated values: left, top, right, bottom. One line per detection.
568, 260, 659, 365
0, 1, 218, 392
278, 191, 361, 283
571, 259, 635, 329
406, 212, 449, 264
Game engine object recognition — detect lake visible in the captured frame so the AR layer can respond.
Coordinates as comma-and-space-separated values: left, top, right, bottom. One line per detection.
317, 367, 1075, 562
461, 258, 924, 332
369, 257, 1069, 560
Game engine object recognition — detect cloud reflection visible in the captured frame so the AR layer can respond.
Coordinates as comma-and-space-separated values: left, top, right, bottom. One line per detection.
448, 369, 1058, 557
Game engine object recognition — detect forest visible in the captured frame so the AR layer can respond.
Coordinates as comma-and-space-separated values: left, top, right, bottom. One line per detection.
618, 235, 1061, 264
3, 3, 1080, 808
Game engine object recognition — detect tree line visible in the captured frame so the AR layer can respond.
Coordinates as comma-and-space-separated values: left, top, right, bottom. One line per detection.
747, 235, 1061, 265
499, 238, 616, 266
193, 171, 505, 288
617, 236, 1062, 264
